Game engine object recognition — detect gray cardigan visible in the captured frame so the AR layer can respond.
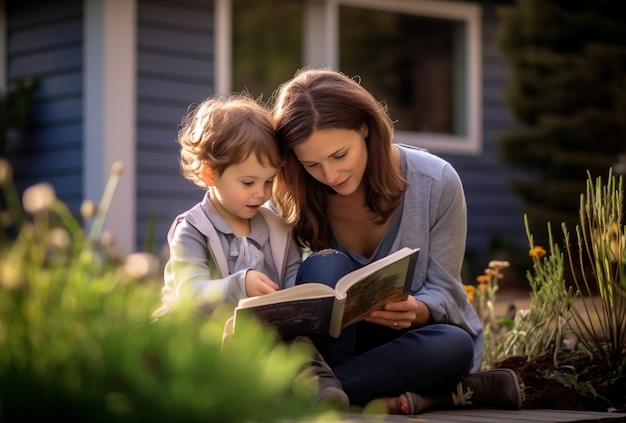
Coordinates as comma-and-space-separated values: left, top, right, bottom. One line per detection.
152, 192, 301, 318
395, 144, 484, 371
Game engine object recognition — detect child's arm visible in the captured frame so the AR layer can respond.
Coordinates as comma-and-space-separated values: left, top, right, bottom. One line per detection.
158, 219, 247, 315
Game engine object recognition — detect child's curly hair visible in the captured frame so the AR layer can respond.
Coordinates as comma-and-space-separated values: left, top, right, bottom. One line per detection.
178, 94, 282, 188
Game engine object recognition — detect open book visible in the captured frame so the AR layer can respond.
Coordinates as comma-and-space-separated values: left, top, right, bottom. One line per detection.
232, 247, 419, 339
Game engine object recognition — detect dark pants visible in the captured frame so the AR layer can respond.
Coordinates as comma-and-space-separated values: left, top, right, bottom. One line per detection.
296, 250, 474, 406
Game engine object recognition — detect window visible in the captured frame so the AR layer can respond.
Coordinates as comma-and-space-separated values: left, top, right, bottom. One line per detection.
220, 0, 482, 155
230, 0, 303, 101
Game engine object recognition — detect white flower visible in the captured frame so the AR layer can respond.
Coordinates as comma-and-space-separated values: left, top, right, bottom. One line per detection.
111, 161, 124, 176
124, 252, 160, 281
80, 200, 98, 219
23, 183, 56, 214
48, 227, 71, 249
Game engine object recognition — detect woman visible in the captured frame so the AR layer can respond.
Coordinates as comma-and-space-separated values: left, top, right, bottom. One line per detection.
271, 68, 521, 414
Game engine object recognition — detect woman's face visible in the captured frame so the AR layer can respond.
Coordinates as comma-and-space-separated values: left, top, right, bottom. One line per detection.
293, 127, 368, 196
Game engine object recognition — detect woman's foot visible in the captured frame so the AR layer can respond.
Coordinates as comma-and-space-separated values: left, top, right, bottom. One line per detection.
383, 395, 410, 414
385, 393, 437, 415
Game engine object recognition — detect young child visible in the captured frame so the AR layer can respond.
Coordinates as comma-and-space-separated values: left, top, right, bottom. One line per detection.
151, 94, 302, 319
151, 94, 349, 410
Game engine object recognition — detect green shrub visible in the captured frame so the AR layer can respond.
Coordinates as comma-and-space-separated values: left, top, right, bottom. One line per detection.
563, 169, 626, 376
471, 168, 625, 397
0, 159, 333, 422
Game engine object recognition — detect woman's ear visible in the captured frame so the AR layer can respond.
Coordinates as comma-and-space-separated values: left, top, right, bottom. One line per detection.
361, 124, 369, 138
201, 164, 215, 186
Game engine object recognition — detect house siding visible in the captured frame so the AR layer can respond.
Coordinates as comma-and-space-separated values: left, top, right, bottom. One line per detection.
135, 0, 215, 253
5, 0, 84, 211
3, 0, 528, 275
133, 0, 530, 268
441, 2, 527, 276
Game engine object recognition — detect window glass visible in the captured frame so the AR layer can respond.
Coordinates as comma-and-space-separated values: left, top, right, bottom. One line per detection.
232, 0, 303, 101
339, 5, 465, 136
227, 0, 480, 154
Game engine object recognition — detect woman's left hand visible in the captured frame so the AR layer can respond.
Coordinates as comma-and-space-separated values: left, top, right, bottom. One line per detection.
364, 296, 431, 329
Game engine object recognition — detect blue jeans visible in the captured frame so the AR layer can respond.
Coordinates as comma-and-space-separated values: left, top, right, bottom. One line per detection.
296, 250, 474, 406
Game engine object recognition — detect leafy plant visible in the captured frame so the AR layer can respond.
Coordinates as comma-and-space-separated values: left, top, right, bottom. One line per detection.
471, 169, 626, 406
510, 217, 578, 366
562, 169, 626, 377
471, 223, 577, 369
0, 158, 335, 422
470, 259, 513, 368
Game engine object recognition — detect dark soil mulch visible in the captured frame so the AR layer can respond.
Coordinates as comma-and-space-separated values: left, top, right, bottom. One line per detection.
493, 351, 626, 413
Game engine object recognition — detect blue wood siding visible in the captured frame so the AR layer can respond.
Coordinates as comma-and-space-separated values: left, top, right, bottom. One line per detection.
441, 2, 528, 277
5, 0, 84, 211
135, 0, 215, 253
3, 0, 528, 273
136, 0, 531, 268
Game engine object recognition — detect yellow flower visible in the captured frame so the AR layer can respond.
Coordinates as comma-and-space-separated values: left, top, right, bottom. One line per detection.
463, 284, 476, 302
604, 222, 624, 263
476, 274, 490, 285
0, 158, 12, 186
0, 255, 23, 290
529, 245, 547, 259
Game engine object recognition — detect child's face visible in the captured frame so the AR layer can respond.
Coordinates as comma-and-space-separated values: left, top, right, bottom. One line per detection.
209, 154, 278, 224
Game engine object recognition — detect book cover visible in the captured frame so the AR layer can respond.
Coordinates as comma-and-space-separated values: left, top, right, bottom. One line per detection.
232, 247, 419, 339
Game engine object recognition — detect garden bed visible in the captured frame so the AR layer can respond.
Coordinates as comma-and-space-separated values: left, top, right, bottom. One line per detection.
494, 351, 626, 412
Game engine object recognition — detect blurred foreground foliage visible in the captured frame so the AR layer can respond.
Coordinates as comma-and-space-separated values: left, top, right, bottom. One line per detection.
0, 159, 332, 422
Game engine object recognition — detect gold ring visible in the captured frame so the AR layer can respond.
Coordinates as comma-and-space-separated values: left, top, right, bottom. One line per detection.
393, 321, 398, 327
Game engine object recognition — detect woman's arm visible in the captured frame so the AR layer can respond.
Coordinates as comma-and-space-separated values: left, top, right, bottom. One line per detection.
413, 163, 471, 326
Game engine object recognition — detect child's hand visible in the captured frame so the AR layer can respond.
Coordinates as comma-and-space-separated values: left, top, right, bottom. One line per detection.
245, 270, 279, 297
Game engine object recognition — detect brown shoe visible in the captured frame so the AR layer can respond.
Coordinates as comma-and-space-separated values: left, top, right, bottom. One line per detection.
299, 362, 350, 409
293, 336, 350, 410
452, 368, 522, 409
404, 368, 522, 414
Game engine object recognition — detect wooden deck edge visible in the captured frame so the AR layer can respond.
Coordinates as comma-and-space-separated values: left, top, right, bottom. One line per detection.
416, 408, 626, 423
332, 409, 626, 423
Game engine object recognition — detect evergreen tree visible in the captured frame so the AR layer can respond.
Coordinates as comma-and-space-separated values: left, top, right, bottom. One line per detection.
495, 0, 626, 245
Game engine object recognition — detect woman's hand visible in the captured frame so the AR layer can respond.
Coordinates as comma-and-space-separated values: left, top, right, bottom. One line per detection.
364, 296, 431, 329
244, 270, 279, 297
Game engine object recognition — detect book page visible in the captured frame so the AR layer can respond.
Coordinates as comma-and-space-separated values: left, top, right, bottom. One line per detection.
337, 248, 419, 328
334, 247, 419, 296
236, 282, 334, 309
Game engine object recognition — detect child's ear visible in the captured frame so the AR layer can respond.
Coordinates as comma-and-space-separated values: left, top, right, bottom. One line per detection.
201, 164, 215, 186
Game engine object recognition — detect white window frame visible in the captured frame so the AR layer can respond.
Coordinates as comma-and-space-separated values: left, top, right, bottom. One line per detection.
0, 0, 6, 91
216, 0, 482, 155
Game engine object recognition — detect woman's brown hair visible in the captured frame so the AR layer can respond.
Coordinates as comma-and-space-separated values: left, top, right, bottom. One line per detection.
271, 68, 405, 250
